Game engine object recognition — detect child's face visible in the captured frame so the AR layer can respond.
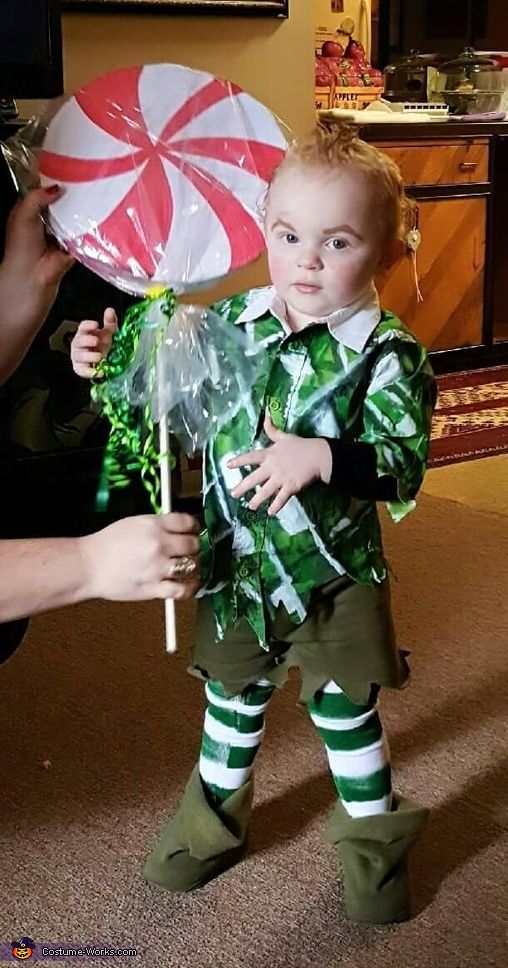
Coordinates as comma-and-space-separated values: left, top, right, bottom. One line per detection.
265, 163, 386, 323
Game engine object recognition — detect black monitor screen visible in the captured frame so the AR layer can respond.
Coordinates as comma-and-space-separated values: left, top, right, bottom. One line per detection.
2, 1, 49, 65
0, 0, 63, 99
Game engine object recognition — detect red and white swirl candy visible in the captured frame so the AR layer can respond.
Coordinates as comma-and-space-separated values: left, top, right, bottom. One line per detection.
39, 64, 287, 294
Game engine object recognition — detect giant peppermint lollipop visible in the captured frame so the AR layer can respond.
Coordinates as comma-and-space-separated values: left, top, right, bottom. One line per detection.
33, 63, 287, 651
38, 63, 286, 293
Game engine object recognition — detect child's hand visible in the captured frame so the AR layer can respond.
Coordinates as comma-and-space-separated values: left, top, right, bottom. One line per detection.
71, 308, 118, 378
227, 416, 332, 516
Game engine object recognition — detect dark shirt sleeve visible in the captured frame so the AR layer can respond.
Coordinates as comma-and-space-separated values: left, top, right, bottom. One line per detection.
321, 438, 399, 502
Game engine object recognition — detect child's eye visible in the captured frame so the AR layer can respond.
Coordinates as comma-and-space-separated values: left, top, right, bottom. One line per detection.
328, 238, 348, 250
283, 233, 299, 244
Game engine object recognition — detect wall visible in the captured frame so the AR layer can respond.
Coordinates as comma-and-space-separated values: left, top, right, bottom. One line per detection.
58, 6, 315, 302
476, 0, 508, 48
400, 0, 508, 56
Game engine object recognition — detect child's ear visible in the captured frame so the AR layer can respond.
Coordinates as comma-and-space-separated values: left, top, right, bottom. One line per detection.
377, 238, 405, 272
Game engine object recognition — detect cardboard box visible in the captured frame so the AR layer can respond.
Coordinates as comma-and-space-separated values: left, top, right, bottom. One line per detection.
315, 84, 383, 112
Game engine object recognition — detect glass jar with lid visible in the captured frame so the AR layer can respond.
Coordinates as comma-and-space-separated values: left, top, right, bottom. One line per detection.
383, 50, 439, 104
429, 47, 505, 115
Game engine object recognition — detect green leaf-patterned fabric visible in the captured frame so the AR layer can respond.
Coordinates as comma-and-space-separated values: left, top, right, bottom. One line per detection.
200, 289, 436, 648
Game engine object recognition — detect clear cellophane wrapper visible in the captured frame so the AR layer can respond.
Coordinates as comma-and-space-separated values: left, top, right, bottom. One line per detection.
103, 296, 260, 457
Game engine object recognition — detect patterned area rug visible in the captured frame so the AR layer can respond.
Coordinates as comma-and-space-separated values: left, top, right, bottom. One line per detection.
430, 365, 508, 466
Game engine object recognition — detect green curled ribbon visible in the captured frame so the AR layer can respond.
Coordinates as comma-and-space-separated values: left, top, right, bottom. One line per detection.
92, 287, 177, 513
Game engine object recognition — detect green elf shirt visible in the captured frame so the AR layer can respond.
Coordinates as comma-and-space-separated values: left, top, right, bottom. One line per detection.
199, 284, 436, 649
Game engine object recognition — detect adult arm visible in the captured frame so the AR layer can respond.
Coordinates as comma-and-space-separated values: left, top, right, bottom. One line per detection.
0, 512, 201, 622
0, 187, 74, 384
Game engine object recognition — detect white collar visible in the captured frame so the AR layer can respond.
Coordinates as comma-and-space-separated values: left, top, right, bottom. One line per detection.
234, 284, 381, 352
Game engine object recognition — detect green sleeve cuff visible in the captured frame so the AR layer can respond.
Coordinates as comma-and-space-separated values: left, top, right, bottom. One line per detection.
386, 497, 417, 523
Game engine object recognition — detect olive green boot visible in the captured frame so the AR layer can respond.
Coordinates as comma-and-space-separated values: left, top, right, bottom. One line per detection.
143, 765, 253, 892
326, 795, 429, 924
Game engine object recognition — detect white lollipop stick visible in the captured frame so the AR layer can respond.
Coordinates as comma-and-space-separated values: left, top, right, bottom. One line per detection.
159, 410, 177, 653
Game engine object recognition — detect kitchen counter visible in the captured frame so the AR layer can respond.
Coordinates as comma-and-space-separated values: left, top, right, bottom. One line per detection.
355, 117, 508, 140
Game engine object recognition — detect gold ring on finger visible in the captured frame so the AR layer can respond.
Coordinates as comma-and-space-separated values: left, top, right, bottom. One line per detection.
169, 556, 198, 581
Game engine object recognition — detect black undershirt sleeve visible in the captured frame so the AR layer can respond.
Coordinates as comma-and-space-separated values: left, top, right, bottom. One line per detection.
321, 438, 399, 502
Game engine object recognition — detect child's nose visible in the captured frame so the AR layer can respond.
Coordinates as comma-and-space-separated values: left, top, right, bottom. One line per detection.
297, 247, 322, 270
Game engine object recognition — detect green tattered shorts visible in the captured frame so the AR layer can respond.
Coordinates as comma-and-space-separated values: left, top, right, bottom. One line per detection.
189, 576, 410, 706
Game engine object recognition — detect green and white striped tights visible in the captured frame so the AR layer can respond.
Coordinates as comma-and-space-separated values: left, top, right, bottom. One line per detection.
199, 678, 392, 817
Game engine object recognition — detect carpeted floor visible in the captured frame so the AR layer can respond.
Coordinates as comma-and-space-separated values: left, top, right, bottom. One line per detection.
1, 457, 507, 968
430, 366, 508, 466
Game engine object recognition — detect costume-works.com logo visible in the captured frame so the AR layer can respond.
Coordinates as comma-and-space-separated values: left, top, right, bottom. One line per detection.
11, 937, 34, 959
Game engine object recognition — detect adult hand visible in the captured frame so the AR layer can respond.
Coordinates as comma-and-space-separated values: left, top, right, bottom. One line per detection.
227, 416, 332, 516
2, 185, 74, 294
0, 187, 74, 383
80, 512, 201, 602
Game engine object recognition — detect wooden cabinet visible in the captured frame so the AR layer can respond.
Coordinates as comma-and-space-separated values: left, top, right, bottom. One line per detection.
354, 120, 508, 371
376, 196, 486, 351
378, 139, 489, 186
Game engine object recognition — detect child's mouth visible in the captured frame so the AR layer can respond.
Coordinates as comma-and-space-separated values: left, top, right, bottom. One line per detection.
294, 283, 321, 293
